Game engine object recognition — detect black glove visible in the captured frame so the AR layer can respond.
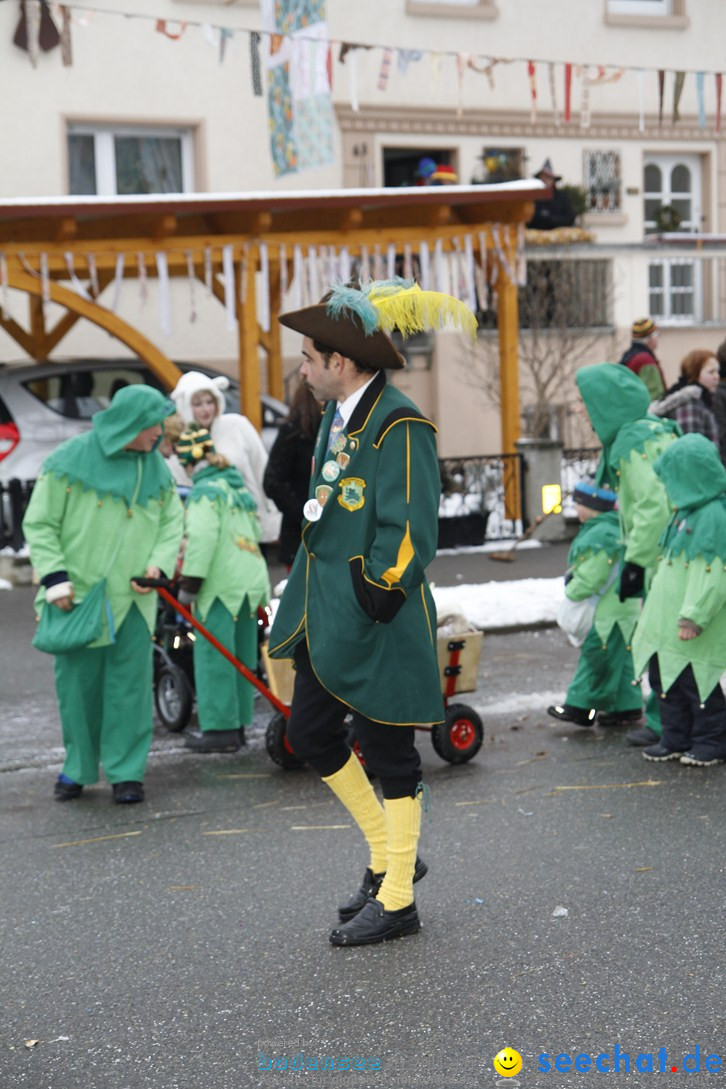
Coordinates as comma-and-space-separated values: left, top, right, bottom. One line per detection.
618, 561, 645, 602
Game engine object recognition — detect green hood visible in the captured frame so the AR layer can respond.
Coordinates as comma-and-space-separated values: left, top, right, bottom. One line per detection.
654, 432, 726, 512
93, 385, 176, 456
576, 363, 650, 446
42, 385, 176, 507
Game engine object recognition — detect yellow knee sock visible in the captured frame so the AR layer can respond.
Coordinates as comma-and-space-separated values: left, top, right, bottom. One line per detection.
376, 794, 421, 912
322, 754, 387, 873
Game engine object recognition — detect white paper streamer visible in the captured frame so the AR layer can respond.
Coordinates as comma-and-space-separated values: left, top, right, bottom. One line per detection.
292, 244, 303, 308
517, 224, 527, 286
307, 246, 320, 302
279, 244, 288, 301
204, 246, 213, 295
386, 243, 396, 280
185, 250, 197, 323
137, 253, 148, 308
548, 62, 560, 126
0, 254, 8, 320
110, 253, 124, 313
155, 252, 172, 336
258, 242, 270, 333
222, 244, 236, 331
40, 252, 51, 321
434, 238, 444, 294
87, 254, 99, 297
64, 252, 90, 299
339, 245, 351, 285
419, 241, 430, 291
348, 49, 359, 113
463, 234, 477, 314
359, 245, 371, 284
403, 243, 413, 282
373, 244, 384, 281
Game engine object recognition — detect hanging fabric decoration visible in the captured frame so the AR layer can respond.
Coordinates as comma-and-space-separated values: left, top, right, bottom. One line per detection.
386, 243, 396, 281
463, 234, 477, 315
579, 66, 591, 129
372, 244, 384, 282
257, 242, 270, 333
377, 47, 393, 92
155, 20, 187, 41
431, 52, 442, 95
222, 244, 236, 331
564, 63, 572, 124
403, 243, 413, 283
489, 244, 499, 312
473, 242, 487, 314
548, 62, 560, 126
250, 31, 263, 96
517, 224, 527, 287
451, 237, 465, 303
185, 251, 197, 324
137, 254, 148, 308
40, 252, 51, 323
307, 246, 320, 302
0, 254, 8, 321
204, 246, 213, 296
201, 23, 215, 48
155, 252, 172, 337
279, 243, 288, 301
110, 253, 124, 313
348, 47, 360, 112
527, 61, 537, 125
491, 225, 515, 286
24, 1, 42, 68
291, 244, 303, 308
673, 71, 686, 123
239, 245, 249, 310
456, 53, 468, 117
219, 28, 233, 65
87, 254, 99, 297
359, 245, 371, 284
696, 72, 706, 129
419, 241, 430, 292
59, 4, 72, 66
716, 73, 723, 134
637, 69, 645, 133
64, 252, 89, 299
397, 49, 423, 76
338, 245, 351, 285
434, 238, 445, 295
658, 70, 665, 127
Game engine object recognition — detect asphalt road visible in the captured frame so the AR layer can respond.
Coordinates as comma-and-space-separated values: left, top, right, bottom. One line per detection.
1, 579, 725, 1089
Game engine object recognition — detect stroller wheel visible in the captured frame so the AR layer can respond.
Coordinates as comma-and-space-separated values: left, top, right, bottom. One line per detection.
431, 703, 484, 764
155, 665, 193, 732
265, 712, 305, 770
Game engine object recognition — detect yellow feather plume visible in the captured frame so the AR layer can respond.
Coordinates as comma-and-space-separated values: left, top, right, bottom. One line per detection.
368, 283, 478, 340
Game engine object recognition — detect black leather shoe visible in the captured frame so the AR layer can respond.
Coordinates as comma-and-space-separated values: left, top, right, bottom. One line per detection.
337, 857, 428, 923
54, 778, 83, 802
626, 725, 660, 747
597, 709, 644, 727
184, 730, 241, 753
329, 898, 421, 946
112, 781, 144, 804
547, 704, 597, 727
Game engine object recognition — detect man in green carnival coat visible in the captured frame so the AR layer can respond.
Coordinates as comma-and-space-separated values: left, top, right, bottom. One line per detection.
268, 278, 477, 946
23, 385, 183, 804
576, 363, 680, 745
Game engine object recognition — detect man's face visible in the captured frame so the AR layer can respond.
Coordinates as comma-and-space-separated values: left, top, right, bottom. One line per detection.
300, 337, 343, 402
125, 423, 163, 453
191, 391, 218, 429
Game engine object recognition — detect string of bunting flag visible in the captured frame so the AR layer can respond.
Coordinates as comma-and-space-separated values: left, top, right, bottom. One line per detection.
13, 0, 725, 140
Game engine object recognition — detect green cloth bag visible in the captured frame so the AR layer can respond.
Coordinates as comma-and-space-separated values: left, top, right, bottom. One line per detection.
32, 579, 109, 655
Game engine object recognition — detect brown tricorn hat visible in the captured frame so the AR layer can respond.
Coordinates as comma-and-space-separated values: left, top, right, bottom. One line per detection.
279, 279, 478, 371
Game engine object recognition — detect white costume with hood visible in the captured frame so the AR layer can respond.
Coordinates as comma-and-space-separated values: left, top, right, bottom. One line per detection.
171, 371, 281, 543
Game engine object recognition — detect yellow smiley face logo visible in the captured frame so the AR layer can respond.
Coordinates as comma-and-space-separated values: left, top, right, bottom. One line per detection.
493, 1047, 523, 1077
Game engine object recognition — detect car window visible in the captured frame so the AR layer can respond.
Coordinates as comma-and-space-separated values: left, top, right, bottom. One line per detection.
23, 368, 150, 419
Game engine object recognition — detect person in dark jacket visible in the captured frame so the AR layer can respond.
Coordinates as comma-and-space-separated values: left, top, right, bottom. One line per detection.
713, 338, 726, 462
651, 349, 721, 455
263, 384, 322, 568
618, 317, 667, 400
527, 160, 576, 231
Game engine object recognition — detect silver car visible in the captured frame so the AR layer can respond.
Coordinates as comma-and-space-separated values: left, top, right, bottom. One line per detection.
0, 358, 288, 483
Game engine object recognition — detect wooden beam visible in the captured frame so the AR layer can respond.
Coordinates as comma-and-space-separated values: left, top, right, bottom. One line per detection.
0, 312, 35, 356
497, 271, 521, 519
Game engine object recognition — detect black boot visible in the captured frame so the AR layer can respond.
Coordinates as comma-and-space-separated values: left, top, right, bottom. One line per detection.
547, 704, 597, 727
112, 781, 144, 804
337, 857, 428, 923
330, 899, 421, 947
54, 776, 83, 802
184, 730, 241, 753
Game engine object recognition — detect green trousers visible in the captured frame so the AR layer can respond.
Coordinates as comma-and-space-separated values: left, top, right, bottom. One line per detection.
53, 604, 153, 785
566, 625, 642, 713
193, 598, 257, 733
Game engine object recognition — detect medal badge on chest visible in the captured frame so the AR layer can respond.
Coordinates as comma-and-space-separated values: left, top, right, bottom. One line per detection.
321, 459, 340, 483
303, 498, 322, 522
315, 484, 333, 507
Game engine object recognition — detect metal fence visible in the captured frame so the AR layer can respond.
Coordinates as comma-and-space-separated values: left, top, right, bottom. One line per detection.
561, 447, 602, 514
438, 454, 525, 545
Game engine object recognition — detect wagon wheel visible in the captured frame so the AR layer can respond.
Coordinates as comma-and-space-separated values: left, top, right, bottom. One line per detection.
431, 703, 484, 764
154, 664, 193, 732
265, 712, 305, 770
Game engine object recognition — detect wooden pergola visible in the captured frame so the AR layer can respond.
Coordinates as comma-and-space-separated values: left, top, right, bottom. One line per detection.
0, 183, 544, 456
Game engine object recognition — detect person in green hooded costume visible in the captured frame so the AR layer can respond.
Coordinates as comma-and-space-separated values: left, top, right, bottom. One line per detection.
268, 278, 477, 947
633, 433, 726, 766
23, 385, 184, 804
576, 363, 680, 745
173, 425, 270, 753
548, 480, 642, 728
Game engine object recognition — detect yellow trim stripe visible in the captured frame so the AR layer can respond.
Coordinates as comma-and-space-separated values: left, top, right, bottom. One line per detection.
373, 416, 437, 449
382, 521, 414, 587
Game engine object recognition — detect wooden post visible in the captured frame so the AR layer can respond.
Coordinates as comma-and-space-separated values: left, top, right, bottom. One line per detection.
238, 248, 262, 431
267, 262, 284, 402
497, 265, 521, 521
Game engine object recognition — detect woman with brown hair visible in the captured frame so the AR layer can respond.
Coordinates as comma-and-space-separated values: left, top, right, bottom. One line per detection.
652, 349, 721, 454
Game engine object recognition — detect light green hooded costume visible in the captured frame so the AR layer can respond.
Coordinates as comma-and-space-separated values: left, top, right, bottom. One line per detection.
632, 433, 726, 701
23, 385, 184, 787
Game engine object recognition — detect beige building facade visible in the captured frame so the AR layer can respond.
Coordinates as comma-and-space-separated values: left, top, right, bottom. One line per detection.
1, 0, 725, 455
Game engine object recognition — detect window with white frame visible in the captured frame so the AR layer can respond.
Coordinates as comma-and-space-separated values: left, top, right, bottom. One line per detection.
648, 259, 699, 323
68, 124, 194, 196
406, 0, 498, 18
584, 150, 622, 213
644, 154, 701, 234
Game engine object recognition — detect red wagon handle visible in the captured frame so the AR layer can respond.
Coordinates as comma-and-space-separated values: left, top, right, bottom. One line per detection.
133, 577, 290, 718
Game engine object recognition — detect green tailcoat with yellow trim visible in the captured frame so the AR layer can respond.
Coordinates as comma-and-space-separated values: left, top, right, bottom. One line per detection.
268, 371, 444, 727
